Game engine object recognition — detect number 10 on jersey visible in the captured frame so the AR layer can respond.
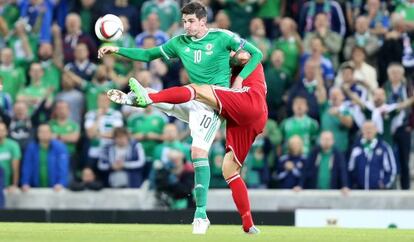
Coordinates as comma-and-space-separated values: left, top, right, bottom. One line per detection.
194, 50, 202, 63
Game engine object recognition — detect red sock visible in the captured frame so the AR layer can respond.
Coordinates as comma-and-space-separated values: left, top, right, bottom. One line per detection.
148, 86, 194, 104
226, 174, 254, 232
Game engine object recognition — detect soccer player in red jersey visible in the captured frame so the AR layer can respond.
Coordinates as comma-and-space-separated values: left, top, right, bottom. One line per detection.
109, 50, 267, 233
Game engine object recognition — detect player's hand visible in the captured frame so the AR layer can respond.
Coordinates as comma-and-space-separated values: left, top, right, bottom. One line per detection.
98, 46, 119, 59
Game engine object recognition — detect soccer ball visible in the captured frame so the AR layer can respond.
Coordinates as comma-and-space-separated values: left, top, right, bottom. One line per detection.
95, 14, 124, 42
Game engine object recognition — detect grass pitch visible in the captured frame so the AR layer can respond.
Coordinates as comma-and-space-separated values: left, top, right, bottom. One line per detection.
0, 223, 413, 242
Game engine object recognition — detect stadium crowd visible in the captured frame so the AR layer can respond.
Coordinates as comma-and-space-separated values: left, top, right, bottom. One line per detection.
0, 0, 414, 208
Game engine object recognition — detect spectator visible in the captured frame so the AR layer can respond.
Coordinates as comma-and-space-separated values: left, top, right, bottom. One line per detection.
378, 13, 414, 84
0, 1, 19, 32
317, 86, 353, 153
135, 12, 169, 47
256, 0, 285, 39
209, 130, 227, 188
343, 86, 414, 142
303, 13, 342, 69
395, 0, 414, 22
348, 47, 378, 92
98, 127, 146, 188
272, 17, 302, 78
64, 42, 96, 81
383, 63, 413, 190
19, 0, 53, 43
16, 62, 53, 115
37, 43, 62, 93
299, 131, 348, 192
243, 134, 269, 188
70, 0, 102, 34
344, 0, 365, 32
287, 59, 325, 120
67, 64, 126, 111
0, 78, 13, 121
103, 0, 139, 36
0, 122, 21, 192
84, 92, 123, 168
153, 123, 190, 163
0, 48, 26, 102
21, 124, 69, 192
127, 105, 166, 166
247, 18, 271, 62
7, 19, 37, 71
55, 72, 84, 125
365, 0, 390, 38
62, 13, 97, 63
116, 16, 136, 49
344, 16, 380, 66
141, 0, 180, 36
335, 63, 369, 105
299, 0, 346, 37
153, 149, 194, 209
281, 96, 319, 155
7, 101, 45, 150
277, 135, 305, 189
348, 121, 397, 190
301, 36, 335, 87
69, 167, 103, 191
211, 10, 231, 30
265, 50, 291, 121
49, 101, 80, 166
218, 0, 259, 38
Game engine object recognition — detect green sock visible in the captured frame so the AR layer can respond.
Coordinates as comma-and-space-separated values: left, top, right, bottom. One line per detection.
192, 158, 210, 219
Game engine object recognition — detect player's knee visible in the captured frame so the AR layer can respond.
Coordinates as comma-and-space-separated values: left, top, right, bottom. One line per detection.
188, 84, 209, 99
191, 146, 208, 160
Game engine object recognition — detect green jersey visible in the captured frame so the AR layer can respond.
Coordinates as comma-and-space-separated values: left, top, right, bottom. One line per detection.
49, 119, 80, 154
127, 112, 166, 161
0, 66, 26, 101
117, 29, 263, 87
281, 115, 319, 155
0, 138, 21, 186
396, 2, 414, 21
320, 102, 352, 152
82, 81, 116, 111
141, 0, 181, 32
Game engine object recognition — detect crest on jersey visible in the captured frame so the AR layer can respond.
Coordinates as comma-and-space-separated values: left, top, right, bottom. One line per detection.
206, 43, 213, 55
185, 47, 190, 52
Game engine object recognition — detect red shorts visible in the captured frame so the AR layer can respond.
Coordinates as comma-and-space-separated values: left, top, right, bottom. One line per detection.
212, 86, 268, 166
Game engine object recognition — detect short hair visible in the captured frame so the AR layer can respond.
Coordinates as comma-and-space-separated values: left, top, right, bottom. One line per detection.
293, 96, 308, 105
113, 127, 129, 138
340, 62, 355, 72
351, 46, 366, 56
181, 1, 207, 19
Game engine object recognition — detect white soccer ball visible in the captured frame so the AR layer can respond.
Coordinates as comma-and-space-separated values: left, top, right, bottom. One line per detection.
95, 14, 124, 42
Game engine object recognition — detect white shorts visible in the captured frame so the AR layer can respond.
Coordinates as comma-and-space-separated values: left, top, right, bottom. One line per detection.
154, 101, 222, 151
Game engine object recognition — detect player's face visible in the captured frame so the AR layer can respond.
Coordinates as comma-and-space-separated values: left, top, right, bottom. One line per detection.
182, 14, 206, 37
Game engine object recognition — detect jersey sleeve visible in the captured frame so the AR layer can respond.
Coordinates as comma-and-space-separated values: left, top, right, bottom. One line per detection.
117, 47, 165, 62
159, 37, 179, 60
11, 140, 21, 160
222, 30, 263, 79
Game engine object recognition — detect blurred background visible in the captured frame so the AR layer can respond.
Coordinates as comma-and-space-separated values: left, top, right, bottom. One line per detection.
0, 0, 414, 229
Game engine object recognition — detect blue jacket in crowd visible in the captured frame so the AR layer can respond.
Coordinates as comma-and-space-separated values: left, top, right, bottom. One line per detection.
300, 146, 348, 189
21, 139, 69, 187
348, 138, 397, 190
277, 154, 306, 189
98, 140, 146, 188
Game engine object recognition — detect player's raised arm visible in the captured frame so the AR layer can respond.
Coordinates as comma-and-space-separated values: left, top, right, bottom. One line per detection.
236, 40, 263, 80
97, 46, 165, 62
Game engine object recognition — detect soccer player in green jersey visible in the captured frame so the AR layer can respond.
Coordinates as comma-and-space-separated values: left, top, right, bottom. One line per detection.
98, 1, 263, 234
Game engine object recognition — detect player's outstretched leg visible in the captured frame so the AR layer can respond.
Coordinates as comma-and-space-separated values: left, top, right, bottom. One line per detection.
128, 77, 153, 107
223, 152, 260, 234
129, 77, 195, 107
107, 89, 136, 105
